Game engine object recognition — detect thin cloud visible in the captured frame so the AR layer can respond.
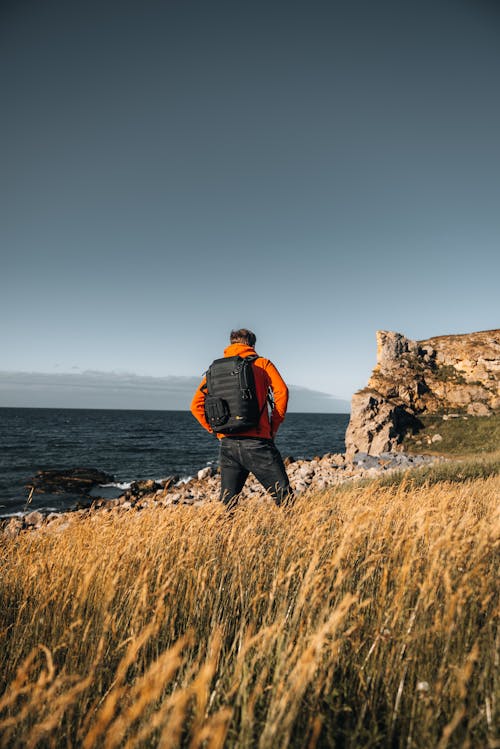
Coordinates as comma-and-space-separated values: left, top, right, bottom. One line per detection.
0, 371, 350, 412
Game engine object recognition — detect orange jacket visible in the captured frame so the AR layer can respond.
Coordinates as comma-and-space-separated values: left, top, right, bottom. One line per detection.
190, 343, 289, 440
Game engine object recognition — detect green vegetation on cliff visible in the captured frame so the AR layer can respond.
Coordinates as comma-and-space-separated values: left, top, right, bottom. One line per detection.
404, 412, 500, 456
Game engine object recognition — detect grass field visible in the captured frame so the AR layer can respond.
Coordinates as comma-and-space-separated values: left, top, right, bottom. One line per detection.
1, 455, 498, 748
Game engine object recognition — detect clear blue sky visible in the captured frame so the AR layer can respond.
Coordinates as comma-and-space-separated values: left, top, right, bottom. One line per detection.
1, 0, 499, 407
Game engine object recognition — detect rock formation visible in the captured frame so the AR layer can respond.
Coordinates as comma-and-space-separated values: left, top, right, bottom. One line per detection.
27, 467, 115, 494
345, 328, 500, 457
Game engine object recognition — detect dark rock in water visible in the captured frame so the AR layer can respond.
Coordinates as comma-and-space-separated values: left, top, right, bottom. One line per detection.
26, 468, 114, 494
75, 497, 96, 510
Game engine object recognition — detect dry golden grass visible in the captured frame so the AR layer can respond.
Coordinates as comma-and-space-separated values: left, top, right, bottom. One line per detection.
0, 471, 498, 748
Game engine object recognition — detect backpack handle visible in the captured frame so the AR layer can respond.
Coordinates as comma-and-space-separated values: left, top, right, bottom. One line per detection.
235, 354, 259, 399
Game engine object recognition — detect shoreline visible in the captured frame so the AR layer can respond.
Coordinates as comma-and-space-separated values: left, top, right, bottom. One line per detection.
2, 450, 441, 536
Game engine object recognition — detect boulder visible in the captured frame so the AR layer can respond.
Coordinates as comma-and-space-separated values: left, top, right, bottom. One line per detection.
27, 468, 114, 494
24, 511, 44, 528
197, 467, 213, 481
46, 512, 63, 523
128, 479, 162, 496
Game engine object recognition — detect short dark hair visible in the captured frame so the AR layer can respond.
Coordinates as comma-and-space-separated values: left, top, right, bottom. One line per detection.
230, 328, 256, 347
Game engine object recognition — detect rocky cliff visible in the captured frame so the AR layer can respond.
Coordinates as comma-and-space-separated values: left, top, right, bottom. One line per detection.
345, 328, 500, 457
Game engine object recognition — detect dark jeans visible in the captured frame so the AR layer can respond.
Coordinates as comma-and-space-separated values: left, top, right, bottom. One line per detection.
219, 437, 292, 508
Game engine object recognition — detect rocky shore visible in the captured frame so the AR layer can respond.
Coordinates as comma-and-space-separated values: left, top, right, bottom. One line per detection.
2, 451, 441, 537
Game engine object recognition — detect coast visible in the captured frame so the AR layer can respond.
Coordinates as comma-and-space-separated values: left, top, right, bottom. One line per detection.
1, 449, 497, 748
2, 327, 497, 747
2, 450, 440, 536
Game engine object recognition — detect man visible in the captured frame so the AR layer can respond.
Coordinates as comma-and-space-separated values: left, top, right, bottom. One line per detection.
190, 328, 292, 508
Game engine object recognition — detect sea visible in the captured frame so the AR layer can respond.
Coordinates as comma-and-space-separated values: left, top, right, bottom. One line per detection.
0, 408, 350, 517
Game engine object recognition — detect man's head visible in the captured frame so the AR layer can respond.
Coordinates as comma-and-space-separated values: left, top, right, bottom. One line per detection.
230, 328, 257, 347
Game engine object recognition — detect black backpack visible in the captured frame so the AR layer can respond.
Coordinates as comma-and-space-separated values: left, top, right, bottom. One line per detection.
202, 355, 267, 434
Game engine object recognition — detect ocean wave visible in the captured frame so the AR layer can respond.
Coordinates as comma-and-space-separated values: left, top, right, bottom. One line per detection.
175, 476, 193, 486
100, 476, 194, 489
2, 506, 63, 518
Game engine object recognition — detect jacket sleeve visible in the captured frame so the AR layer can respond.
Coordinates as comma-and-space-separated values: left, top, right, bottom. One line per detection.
265, 361, 289, 436
190, 376, 212, 433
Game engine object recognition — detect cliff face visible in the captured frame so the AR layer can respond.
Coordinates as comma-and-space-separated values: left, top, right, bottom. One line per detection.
345, 329, 500, 457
